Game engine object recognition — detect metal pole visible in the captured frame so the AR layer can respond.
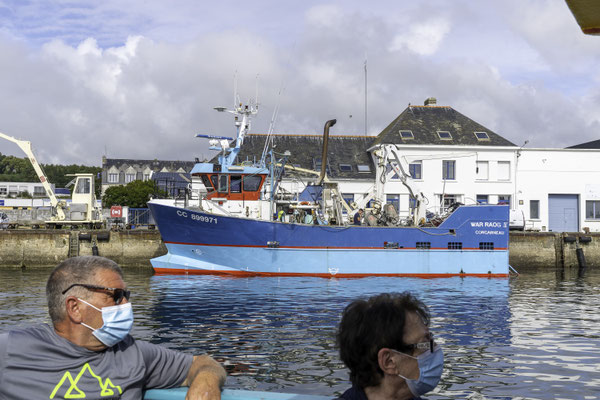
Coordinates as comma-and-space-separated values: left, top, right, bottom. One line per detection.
364, 59, 368, 136
270, 148, 274, 220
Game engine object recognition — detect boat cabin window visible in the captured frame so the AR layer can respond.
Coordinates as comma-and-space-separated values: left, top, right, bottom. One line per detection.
218, 175, 229, 193
210, 175, 218, 191
243, 175, 263, 192
230, 175, 242, 193
201, 175, 215, 192
75, 178, 91, 194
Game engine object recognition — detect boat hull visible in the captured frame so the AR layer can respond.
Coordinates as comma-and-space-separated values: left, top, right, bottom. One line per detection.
148, 202, 510, 278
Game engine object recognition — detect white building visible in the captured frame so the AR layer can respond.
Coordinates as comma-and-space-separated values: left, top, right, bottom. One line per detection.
0, 181, 55, 198
238, 98, 600, 232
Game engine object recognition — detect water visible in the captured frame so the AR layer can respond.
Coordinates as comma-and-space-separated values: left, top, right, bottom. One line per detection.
1, 267, 600, 399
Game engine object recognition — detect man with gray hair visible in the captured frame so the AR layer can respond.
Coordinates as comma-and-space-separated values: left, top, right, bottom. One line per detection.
0, 256, 226, 399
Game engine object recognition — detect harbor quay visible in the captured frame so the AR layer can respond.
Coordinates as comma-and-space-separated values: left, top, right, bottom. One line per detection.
0, 229, 596, 270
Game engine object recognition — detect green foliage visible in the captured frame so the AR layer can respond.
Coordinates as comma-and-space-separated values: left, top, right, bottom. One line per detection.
102, 180, 166, 208
0, 152, 102, 197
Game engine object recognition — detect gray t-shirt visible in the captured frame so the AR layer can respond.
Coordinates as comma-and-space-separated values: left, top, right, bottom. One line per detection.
0, 324, 194, 399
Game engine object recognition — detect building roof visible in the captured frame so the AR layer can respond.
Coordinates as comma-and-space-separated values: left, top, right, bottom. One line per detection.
372, 103, 516, 147
234, 134, 376, 180
102, 157, 195, 172
567, 139, 600, 149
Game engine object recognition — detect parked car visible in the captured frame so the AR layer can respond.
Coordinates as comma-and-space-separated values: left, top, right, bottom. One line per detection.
509, 209, 525, 231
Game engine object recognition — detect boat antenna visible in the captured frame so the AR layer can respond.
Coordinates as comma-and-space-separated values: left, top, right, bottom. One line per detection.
364, 57, 368, 136
259, 81, 285, 167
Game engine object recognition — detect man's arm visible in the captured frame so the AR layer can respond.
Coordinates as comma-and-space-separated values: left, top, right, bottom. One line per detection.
182, 355, 226, 400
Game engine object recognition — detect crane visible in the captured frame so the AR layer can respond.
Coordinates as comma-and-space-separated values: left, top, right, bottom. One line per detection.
0, 131, 103, 228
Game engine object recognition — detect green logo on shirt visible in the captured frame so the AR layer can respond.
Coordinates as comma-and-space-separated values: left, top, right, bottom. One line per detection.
50, 363, 123, 399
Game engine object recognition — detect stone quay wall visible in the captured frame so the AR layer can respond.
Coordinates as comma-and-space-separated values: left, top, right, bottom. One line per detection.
0, 230, 166, 268
0, 230, 598, 270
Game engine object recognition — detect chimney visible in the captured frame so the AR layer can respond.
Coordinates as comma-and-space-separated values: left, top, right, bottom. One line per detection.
424, 97, 437, 106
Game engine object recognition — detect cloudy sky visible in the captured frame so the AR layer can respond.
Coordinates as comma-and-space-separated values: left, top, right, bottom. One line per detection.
0, 0, 598, 166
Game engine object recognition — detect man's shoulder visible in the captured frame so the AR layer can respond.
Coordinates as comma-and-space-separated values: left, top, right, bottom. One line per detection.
338, 386, 367, 400
5, 323, 54, 341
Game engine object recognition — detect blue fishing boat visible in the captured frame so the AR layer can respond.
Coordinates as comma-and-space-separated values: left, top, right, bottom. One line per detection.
148, 101, 510, 278
148, 201, 509, 277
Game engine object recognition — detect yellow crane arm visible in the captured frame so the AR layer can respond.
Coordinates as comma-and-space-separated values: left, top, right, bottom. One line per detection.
0, 132, 66, 220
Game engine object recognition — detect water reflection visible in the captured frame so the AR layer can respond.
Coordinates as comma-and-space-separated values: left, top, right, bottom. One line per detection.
1, 267, 599, 399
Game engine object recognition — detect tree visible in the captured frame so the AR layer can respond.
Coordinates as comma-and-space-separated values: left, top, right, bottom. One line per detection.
102, 180, 165, 208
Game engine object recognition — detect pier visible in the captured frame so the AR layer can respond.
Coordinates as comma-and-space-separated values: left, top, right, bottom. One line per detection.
0, 229, 597, 270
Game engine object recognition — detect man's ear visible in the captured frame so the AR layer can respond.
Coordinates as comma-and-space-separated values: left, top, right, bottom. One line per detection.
378, 348, 419, 380
65, 297, 84, 323
377, 348, 399, 375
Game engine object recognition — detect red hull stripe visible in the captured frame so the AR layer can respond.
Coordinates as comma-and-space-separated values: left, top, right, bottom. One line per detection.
164, 241, 507, 251
153, 268, 509, 278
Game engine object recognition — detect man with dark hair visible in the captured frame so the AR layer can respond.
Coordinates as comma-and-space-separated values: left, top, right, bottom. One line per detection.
336, 292, 443, 400
0, 256, 226, 399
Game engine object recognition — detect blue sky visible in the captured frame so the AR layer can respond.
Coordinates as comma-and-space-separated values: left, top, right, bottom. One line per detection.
0, 0, 598, 165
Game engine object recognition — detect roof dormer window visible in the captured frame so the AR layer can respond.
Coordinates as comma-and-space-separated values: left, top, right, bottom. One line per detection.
357, 164, 371, 173
339, 164, 353, 172
474, 132, 490, 141
437, 131, 452, 140
399, 130, 414, 140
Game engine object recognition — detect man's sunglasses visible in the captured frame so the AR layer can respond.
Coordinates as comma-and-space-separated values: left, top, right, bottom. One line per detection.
404, 334, 435, 354
62, 283, 131, 305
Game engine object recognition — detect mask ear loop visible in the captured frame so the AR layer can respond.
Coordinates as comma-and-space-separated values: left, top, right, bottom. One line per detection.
77, 298, 102, 332
390, 349, 420, 381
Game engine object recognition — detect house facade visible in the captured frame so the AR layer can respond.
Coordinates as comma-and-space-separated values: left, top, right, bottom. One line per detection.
101, 156, 195, 195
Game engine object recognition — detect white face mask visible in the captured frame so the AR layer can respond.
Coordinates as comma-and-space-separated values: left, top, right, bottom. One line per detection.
393, 346, 444, 397
78, 298, 134, 346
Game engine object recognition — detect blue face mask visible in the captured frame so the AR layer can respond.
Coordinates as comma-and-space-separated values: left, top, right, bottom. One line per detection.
394, 346, 444, 397
79, 298, 134, 347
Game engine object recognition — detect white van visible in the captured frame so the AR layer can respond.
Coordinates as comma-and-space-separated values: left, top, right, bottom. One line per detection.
509, 209, 525, 231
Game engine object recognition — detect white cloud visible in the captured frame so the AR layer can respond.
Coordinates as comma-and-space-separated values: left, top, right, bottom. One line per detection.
389, 18, 451, 56
0, 1, 599, 166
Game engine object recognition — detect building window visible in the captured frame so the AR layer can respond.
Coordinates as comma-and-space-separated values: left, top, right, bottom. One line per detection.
437, 131, 452, 140
342, 193, 354, 205
498, 161, 510, 181
474, 132, 490, 141
0, 186, 7, 196
530, 200, 540, 219
477, 195, 489, 204
339, 164, 353, 172
399, 130, 414, 139
498, 195, 511, 206
108, 173, 118, 183
476, 161, 489, 180
442, 160, 456, 180
586, 200, 600, 219
143, 174, 151, 181
33, 186, 45, 196
125, 173, 136, 183
409, 197, 417, 210
386, 194, 399, 213
9, 185, 17, 196
363, 193, 373, 208
357, 164, 371, 173
313, 158, 331, 175
441, 194, 461, 211
409, 161, 422, 179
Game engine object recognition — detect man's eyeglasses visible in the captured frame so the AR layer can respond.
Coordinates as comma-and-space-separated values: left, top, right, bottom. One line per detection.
405, 334, 435, 354
62, 283, 131, 305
